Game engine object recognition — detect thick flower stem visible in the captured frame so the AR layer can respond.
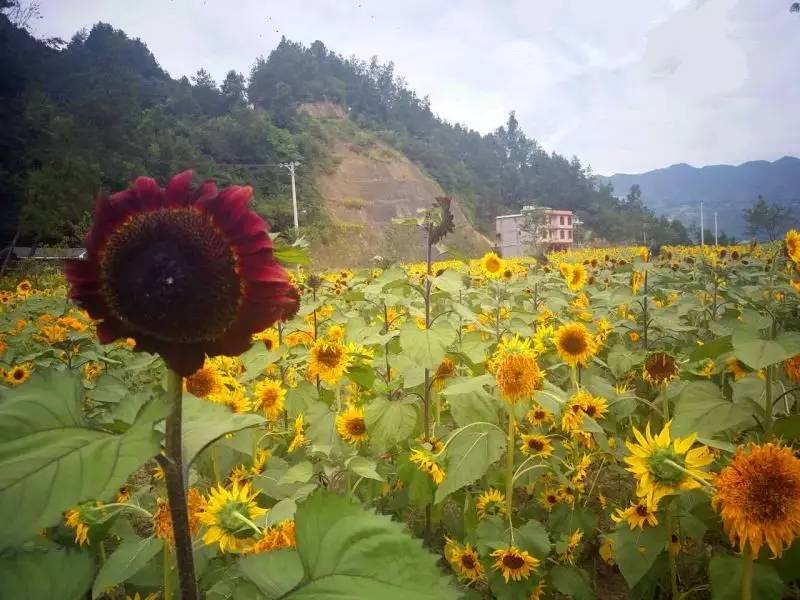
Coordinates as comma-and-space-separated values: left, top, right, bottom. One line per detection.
164, 370, 199, 600
764, 365, 774, 437
505, 410, 515, 517
741, 549, 754, 600
666, 508, 679, 599
661, 383, 670, 422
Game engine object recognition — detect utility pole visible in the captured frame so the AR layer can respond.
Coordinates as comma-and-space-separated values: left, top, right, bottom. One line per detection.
714, 212, 718, 246
280, 161, 301, 236
700, 201, 704, 246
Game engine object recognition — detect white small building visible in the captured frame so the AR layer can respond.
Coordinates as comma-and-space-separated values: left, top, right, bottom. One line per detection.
495, 207, 576, 257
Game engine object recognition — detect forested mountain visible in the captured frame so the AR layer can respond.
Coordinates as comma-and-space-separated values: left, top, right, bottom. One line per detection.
605, 157, 800, 240
0, 11, 690, 250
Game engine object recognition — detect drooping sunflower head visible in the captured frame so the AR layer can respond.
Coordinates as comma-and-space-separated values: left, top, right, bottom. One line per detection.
253, 378, 286, 421
490, 545, 539, 583
643, 352, 679, 386
307, 338, 351, 385
410, 449, 445, 484
480, 252, 504, 278
433, 356, 456, 390
336, 405, 368, 444
554, 322, 596, 367
624, 421, 714, 503
288, 414, 306, 453
199, 481, 267, 553
65, 171, 299, 376
476, 488, 507, 520
713, 443, 800, 558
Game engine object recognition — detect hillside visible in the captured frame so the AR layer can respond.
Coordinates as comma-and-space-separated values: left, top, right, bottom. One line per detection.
303, 103, 489, 266
604, 157, 800, 239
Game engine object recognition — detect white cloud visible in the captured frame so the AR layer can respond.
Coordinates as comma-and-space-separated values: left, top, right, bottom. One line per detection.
33, 0, 800, 173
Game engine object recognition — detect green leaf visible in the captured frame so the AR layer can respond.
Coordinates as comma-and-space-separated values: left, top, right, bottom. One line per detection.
0, 371, 160, 548
347, 456, 384, 481
610, 524, 667, 588
0, 547, 94, 600
238, 549, 305, 598
239, 344, 280, 382
304, 401, 340, 455
347, 363, 376, 389
672, 381, 754, 438
550, 565, 594, 600
607, 344, 643, 378
689, 335, 733, 362
515, 519, 550, 558
442, 375, 499, 427
399, 322, 457, 371
364, 397, 417, 453
92, 537, 163, 598
263, 491, 458, 599
274, 245, 311, 266
182, 393, 265, 466
279, 461, 314, 485
774, 415, 800, 440
431, 270, 464, 296
710, 555, 785, 600
265, 498, 297, 527
435, 423, 506, 503
733, 331, 800, 370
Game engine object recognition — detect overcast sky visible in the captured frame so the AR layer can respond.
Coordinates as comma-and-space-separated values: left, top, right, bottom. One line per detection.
33, 0, 800, 174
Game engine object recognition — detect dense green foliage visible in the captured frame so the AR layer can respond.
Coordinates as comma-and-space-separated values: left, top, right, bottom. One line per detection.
1, 13, 689, 247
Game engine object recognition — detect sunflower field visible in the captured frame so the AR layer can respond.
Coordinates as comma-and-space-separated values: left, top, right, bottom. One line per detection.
3, 179, 800, 600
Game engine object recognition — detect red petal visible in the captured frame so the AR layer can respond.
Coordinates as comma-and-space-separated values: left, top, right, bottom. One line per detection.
131, 176, 162, 212
165, 170, 193, 207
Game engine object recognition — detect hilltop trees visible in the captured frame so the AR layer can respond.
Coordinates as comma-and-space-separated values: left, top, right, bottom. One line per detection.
744, 195, 794, 240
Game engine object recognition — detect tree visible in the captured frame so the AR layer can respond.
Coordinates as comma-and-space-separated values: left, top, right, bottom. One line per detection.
221, 70, 247, 109
743, 195, 793, 241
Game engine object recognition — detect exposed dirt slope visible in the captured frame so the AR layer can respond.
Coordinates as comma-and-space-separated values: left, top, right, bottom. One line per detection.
300, 103, 490, 267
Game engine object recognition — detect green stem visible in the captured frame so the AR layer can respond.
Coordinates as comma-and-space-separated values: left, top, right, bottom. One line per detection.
667, 508, 679, 599
741, 548, 754, 600
211, 445, 221, 483
163, 369, 198, 600
163, 546, 175, 600
764, 365, 774, 436
661, 382, 670, 423
505, 410, 515, 517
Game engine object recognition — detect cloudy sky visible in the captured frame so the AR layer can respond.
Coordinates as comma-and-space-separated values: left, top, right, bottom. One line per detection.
34, 0, 800, 174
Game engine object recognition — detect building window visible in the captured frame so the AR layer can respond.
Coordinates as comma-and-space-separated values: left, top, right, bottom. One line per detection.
568, 230, 572, 239
560, 215, 565, 225
560, 230, 565, 240
568, 216, 572, 225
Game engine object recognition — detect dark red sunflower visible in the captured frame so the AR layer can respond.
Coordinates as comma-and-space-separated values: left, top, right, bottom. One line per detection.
65, 170, 299, 375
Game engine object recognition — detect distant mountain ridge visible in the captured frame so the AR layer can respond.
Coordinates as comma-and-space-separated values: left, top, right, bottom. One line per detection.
603, 156, 800, 239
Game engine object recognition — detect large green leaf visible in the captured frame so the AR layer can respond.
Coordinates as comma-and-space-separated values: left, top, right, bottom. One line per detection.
609, 524, 667, 589
733, 331, 800, 370
92, 536, 163, 598
435, 423, 506, 503
0, 372, 160, 548
238, 549, 305, 598
364, 397, 417, 452
710, 555, 785, 600
0, 547, 94, 600
672, 381, 754, 438
689, 335, 733, 362
550, 565, 594, 600
182, 393, 264, 466
441, 375, 499, 427
240, 491, 458, 599
399, 322, 457, 370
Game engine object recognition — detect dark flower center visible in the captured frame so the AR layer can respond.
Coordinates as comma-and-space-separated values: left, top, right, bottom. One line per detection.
502, 553, 525, 569
743, 462, 798, 522
264, 339, 274, 350
100, 209, 241, 343
261, 389, 280, 407
460, 554, 477, 569
528, 438, 545, 451
346, 418, 366, 436
584, 405, 597, 416
13, 369, 25, 380
636, 504, 649, 517
317, 344, 344, 368
186, 368, 216, 397
560, 331, 587, 355
534, 410, 546, 420
547, 494, 557, 504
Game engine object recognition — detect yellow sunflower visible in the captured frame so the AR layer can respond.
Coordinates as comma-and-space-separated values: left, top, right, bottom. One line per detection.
335, 405, 368, 444
185, 364, 223, 398
307, 338, 352, 384
4, 362, 32, 386
786, 229, 800, 266
253, 327, 280, 351
554, 322, 596, 367
566, 263, 587, 292
410, 449, 445, 484
519, 434, 553, 457
624, 421, 714, 503
476, 488, 507, 520
288, 414, 306, 453
490, 546, 539, 583
480, 252, 505, 278
643, 352, 679, 386
561, 390, 607, 432
433, 356, 456, 391
713, 443, 800, 557
253, 378, 286, 421
495, 350, 542, 404
611, 494, 660, 529
599, 537, 615, 565
199, 481, 267, 553
558, 530, 583, 564
539, 488, 560, 511
444, 538, 485, 582
82, 361, 103, 381
64, 507, 91, 546
15, 280, 32, 297
526, 404, 553, 427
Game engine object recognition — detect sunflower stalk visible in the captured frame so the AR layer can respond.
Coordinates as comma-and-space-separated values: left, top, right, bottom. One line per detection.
666, 507, 680, 599
741, 548, 754, 600
764, 364, 774, 436
505, 410, 515, 518
163, 369, 199, 600
661, 382, 670, 422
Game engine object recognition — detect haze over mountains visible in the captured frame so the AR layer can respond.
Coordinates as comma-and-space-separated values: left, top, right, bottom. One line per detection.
604, 157, 800, 239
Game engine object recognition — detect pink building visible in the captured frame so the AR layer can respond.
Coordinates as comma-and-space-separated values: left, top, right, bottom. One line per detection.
495, 208, 575, 256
